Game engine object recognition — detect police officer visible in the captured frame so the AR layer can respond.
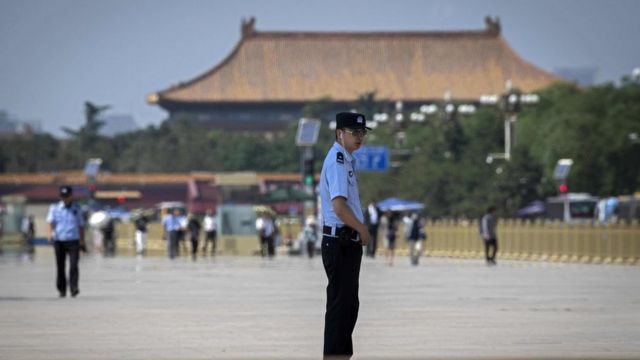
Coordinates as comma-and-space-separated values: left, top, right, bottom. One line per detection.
320, 112, 371, 359
162, 208, 182, 259
47, 186, 85, 298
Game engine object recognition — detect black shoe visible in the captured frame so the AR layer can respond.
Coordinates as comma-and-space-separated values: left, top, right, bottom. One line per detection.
71, 289, 79, 297
59, 292, 66, 298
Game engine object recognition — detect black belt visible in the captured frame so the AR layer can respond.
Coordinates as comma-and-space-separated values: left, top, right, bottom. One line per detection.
323, 225, 359, 242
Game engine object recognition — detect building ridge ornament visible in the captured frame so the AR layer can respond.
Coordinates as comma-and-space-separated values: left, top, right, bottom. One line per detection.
241, 16, 256, 38
485, 16, 501, 36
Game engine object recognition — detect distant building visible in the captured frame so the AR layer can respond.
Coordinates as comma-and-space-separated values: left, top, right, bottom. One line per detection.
554, 67, 598, 86
148, 17, 561, 130
0, 111, 42, 136
99, 114, 139, 137
0, 171, 309, 215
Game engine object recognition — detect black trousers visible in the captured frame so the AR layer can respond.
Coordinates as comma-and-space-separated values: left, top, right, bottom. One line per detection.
322, 236, 362, 358
260, 235, 275, 257
203, 230, 217, 254
168, 231, 179, 259
484, 238, 498, 262
53, 240, 80, 295
190, 233, 199, 258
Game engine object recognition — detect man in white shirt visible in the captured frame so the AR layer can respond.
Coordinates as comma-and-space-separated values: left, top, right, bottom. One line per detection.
256, 213, 275, 258
202, 209, 218, 256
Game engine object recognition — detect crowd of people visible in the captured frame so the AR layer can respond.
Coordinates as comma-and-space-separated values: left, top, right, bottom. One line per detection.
161, 208, 217, 260
11, 203, 442, 266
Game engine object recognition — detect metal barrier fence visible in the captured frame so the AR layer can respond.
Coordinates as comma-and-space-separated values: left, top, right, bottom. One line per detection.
6, 220, 636, 265
417, 219, 640, 265
113, 222, 304, 257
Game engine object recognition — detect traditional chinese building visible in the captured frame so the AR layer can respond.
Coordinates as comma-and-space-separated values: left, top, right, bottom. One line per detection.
147, 17, 560, 130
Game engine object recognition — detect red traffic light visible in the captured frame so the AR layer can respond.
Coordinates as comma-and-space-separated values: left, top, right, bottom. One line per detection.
559, 183, 568, 194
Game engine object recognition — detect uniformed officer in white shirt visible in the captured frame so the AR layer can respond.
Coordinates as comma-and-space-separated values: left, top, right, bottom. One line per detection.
319, 112, 371, 359
162, 208, 182, 259
47, 185, 85, 297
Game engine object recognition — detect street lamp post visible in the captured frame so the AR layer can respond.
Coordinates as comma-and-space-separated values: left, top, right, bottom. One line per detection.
481, 80, 539, 162
370, 92, 476, 167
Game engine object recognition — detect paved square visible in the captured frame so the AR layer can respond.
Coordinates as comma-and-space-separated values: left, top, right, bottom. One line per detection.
1, 251, 639, 359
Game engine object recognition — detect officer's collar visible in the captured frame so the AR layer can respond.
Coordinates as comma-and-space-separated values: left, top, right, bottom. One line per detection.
332, 142, 354, 162
59, 200, 74, 208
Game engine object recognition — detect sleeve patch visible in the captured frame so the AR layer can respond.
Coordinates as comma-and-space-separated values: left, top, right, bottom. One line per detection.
336, 152, 344, 164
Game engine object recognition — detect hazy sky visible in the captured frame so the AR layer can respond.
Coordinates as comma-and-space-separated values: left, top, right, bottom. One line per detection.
1, 0, 638, 135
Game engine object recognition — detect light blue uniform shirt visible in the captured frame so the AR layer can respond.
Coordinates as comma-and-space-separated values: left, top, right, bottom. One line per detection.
46, 201, 85, 241
162, 214, 182, 232
320, 142, 364, 227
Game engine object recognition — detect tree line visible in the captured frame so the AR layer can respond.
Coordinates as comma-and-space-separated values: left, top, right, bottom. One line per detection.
1, 78, 638, 218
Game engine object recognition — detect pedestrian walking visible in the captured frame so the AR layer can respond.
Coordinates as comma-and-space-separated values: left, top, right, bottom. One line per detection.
21, 214, 36, 260
134, 214, 148, 256
187, 214, 201, 261
406, 213, 426, 266
202, 209, 217, 256
162, 208, 182, 259
256, 212, 276, 258
92, 226, 103, 254
364, 201, 380, 258
480, 206, 498, 265
319, 112, 371, 359
303, 215, 318, 258
102, 217, 116, 257
46, 186, 85, 298
178, 212, 188, 256
384, 211, 398, 266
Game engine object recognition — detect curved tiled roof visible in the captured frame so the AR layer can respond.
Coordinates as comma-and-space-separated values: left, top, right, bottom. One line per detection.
150, 17, 560, 105
0, 171, 306, 186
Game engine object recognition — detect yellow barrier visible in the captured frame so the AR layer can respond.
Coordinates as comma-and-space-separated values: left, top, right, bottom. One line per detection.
110, 222, 303, 257
91, 219, 640, 265
387, 219, 639, 265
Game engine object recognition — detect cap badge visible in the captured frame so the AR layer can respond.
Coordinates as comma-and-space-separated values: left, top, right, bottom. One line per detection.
357, 116, 363, 123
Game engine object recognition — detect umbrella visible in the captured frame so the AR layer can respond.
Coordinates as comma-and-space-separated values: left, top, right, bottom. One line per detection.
252, 205, 275, 216
258, 186, 315, 203
105, 207, 131, 221
377, 197, 425, 212
88, 211, 111, 229
516, 200, 546, 217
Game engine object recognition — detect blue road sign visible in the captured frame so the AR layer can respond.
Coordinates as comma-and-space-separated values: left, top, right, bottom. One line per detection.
354, 146, 389, 172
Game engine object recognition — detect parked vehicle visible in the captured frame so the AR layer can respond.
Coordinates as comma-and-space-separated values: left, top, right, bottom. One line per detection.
546, 193, 598, 223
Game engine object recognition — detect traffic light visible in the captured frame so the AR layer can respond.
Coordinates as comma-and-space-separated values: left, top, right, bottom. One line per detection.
302, 156, 314, 186
559, 183, 568, 194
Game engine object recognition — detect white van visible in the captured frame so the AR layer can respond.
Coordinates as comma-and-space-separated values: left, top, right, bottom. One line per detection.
546, 193, 598, 223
